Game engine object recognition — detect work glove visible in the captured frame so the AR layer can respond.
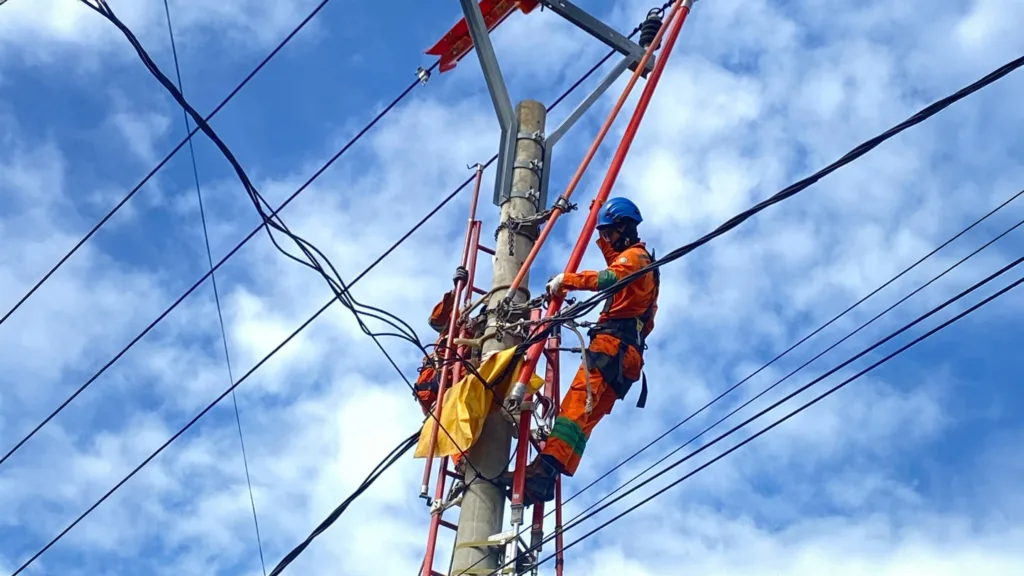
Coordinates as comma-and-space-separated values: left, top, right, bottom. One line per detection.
545, 273, 565, 296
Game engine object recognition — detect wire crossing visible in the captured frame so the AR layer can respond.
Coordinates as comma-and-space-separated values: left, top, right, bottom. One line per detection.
0, 48, 433, 473
6, 44, 621, 574
557, 185, 1024, 514
568, 196, 1024, 527
0, 0, 338, 330
160, 1, 267, 574
453, 50, 1024, 576
543, 53, 1024, 332
492, 252, 1024, 576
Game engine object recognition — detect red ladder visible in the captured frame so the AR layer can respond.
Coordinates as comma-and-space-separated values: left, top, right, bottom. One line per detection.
418, 168, 567, 575
420, 165, 493, 576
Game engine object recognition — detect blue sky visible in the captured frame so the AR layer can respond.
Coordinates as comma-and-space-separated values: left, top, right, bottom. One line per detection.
1, 0, 1023, 575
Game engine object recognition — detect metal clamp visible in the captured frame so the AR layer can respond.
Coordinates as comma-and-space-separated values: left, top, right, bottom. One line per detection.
415, 66, 431, 84
516, 130, 545, 144
553, 195, 577, 214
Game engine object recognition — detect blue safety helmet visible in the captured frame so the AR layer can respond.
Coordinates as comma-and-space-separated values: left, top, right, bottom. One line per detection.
597, 197, 643, 229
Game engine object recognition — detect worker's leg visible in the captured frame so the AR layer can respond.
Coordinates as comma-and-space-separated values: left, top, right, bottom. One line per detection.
540, 361, 617, 477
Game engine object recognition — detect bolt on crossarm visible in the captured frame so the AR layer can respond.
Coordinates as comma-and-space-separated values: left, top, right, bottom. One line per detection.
506, 0, 693, 405
500, 4, 680, 306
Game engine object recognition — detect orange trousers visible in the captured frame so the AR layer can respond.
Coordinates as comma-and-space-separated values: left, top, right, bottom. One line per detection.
540, 334, 643, 476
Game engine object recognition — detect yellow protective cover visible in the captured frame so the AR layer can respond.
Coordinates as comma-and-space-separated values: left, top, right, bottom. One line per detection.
414, 347, 545, 459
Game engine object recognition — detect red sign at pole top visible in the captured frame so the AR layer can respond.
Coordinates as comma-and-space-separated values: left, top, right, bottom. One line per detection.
426, 0, 539, 73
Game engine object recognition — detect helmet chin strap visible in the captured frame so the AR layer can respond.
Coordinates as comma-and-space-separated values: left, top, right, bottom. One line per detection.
610, 221, 639, 251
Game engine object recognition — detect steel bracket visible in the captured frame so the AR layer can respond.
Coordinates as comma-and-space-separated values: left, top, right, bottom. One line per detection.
538, 0, 654, 76
460, 0, 517, 208
537, 55, 632, 206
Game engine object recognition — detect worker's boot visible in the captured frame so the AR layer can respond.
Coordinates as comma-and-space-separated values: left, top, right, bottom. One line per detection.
498, 456, 558, 504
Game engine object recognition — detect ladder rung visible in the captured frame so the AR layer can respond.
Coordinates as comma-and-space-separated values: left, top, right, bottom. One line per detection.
440, 519, 458, 531
445, 469, 463, 480
473, 287, 487, 296
477, 244, 496, 255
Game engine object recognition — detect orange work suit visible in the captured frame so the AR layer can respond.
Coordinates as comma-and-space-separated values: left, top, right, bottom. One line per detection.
541, 238, 659, 476
415, 289, 464, 467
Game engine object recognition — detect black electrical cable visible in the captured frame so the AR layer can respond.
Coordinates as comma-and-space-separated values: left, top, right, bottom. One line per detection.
160, 1, 267, 573
482, 253, 1024, 576
0, 53, 433, 473
83, 0, 421, 349
0, 0, 338, 330
567, 199, 1024, 524
6, 47, 621, 573
8, 175, 471, 576
267, 432, 419, 576
524, 260, 1024, 575
556, 186, 1024, 515
528, 52, 1024, 341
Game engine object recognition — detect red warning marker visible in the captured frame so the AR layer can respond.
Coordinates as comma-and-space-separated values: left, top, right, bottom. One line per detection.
426, 0, 539, 73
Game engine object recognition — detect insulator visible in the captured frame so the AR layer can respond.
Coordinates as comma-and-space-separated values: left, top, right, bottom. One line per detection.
639, 9, 663, 50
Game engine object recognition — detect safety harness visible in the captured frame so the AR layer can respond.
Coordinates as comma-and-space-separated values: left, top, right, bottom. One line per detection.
584, 246, 660, 408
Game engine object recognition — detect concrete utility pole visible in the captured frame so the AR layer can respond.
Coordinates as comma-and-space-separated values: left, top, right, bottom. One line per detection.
452, 100, 546, 573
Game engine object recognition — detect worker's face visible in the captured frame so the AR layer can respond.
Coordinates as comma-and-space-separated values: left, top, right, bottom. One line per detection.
598, 226, 620, 243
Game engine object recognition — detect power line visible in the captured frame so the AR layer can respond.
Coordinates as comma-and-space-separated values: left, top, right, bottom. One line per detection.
558, 186, 1024, 514
485, 251, 1024, 576
458, 51, 1024, 576
0, 0, 338, 330
7, 178, 467, 575
83, 0, 414, 334
6, 47, 622, 572
160, 1, 267, 574
267, 432, 419, 576
527, 257, 1024, 574
539, 53, 1024, 335
0, 54, 433, 474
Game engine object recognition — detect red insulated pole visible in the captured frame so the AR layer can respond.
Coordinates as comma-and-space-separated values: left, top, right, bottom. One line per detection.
545, 331, 565, 576
510, 307, 543, 526
502, 4, 682, 302
508, 0, 693, 398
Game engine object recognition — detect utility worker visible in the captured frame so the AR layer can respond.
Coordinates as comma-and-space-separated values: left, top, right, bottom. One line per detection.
414, 289, 466, 472
511, 197, 659, 502
414, 290, 456, 414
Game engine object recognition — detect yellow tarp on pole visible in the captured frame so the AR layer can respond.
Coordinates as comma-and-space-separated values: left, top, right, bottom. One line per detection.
414, 347, 545, 459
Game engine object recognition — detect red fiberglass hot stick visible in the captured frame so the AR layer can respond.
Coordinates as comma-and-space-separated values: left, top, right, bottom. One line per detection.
501, 2, 683, 304
505, 0, 693, 407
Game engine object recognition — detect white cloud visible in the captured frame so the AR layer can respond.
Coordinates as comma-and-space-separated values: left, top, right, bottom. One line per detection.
2, 0, 1023, 574
0, 0, 325, 69
109, 109, 171, 165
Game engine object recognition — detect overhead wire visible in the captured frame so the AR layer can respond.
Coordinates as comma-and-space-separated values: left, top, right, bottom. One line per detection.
82, 0, 421, 349
267, 432, 419, 576
520, 254, 1024, 574
482, 251, 1024, 576
0, 0, 338, 330
0, 27, 435, 473
160, 2, 267, 573
457, 49, 1024, 576
557, 186, 1024, 514
6, 42, 626, 574
528, 52, 1024, 340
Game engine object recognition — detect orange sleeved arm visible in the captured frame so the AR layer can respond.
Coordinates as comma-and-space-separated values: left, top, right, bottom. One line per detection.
562, 244, 642, 292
